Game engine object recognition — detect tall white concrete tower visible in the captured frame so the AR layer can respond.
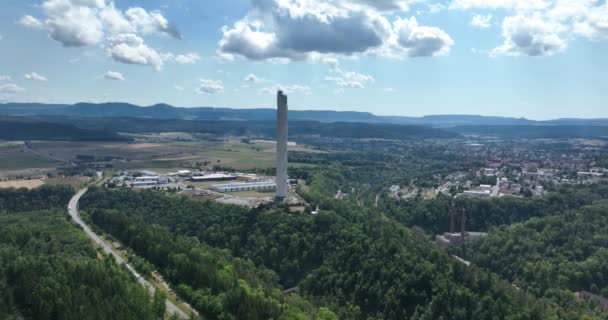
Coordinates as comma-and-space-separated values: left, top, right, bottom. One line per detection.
276, 90, 288, 200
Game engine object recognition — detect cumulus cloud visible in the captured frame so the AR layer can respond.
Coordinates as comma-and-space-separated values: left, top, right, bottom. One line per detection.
219, 0, 454, 61
0, 84, 26, 93
24, 72, 48, 81
326, 71, 375, 88
393, 17, 455, 57
196, 79, 224, 94
456, 0, 608, 56
492, 14, 567, 56
430, 3, 448, 13
106, 33, 163, 70
19, 0, 179, 69
354, 0, 421, 11
99, 2, 134, 34
450, 0, 551, 11
103, 70, 124, 80
244, 73, 268, 83
125, 7, 180, 39
567, 1, 608, 40
0, 75, 11, 81
19, 15, 44, 28
174, 53, 201, 64
219, 0, 393, 61
471, 14, 493, 28
260, 84, 311, 95
42, 0, 104, 47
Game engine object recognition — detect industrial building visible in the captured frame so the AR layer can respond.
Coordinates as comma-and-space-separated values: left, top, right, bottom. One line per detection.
211, 181, 276, 193
131, 176, 160, 187
435, 208, 487, 248
190, 173, 237, 182
275, 90, 289, 200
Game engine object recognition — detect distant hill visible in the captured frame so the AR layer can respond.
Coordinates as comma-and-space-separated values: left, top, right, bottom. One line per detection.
0, 118, 128, 141
3, 102, 608, 126
39, 117, 459, 140
449, 125, 608, 139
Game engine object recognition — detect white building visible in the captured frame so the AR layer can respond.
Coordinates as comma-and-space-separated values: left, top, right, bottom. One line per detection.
211, 181, 276, 193
132, 176, 160, 186
190, 173, 237, 182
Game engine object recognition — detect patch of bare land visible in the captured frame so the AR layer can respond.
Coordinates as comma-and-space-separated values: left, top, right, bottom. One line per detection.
0, 179, 45, 189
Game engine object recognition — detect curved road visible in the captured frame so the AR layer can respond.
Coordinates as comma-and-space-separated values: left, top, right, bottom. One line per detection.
68, 188, 189, 319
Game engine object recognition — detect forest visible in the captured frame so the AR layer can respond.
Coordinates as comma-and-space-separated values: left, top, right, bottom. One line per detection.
0, 185, 165, 319
81, 181, 603, 319
0, 118, 127, 141
31, 116, 459, 140
462, 200, 608, 308
88, 205, 335, 320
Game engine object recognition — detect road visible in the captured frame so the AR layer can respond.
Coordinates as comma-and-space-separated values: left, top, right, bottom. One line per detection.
68, 188, 189, 319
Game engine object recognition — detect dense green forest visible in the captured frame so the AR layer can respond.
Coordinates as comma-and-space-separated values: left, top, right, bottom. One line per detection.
80, 182, 595, 319
0, 185, 164, 320
379, 184, 608, 234
0, 118, 127, 141
88, 207, 335, 320
0, 185, 74, 213
462, 200, 608, 307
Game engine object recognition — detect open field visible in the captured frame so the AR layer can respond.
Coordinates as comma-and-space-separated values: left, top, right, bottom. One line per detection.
0, 176, 90, 189
0, 179, 45, 189
14, 138, 323, 172
0, 137, 325, 181
0, 143, 61, 170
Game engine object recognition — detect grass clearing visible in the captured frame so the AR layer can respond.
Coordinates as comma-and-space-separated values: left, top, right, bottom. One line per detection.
0, 179, 45, 189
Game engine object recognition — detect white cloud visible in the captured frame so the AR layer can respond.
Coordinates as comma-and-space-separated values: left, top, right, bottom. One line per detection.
106, 33, 163, 70
326, 71, 375, 88
196, 79, 224, 94
244, 73, 268, 83
392, 16, 455, 57
19, 15, 44, 28
0, 75, 11, 81
41, 0, 105, 47
174, 53, 200, 64
219, 0, 455, 61
99, 2, 134, 34
219, 0, 392, 61
354, 0, 422, 11
567, 2, 608, 40
471, 14, 493, 28
125, 7, 180, 39
24, 72, 48, 81
103, 70, 124, 80
19, 0, 180, 69
384, 87, 395, 92
471, 0, 608, 57
260, 84, 311, 95
0, 83, 26, 93
492, 14, 567, 56
174, 85, 184, 91
449, 0, 551, 11
428, 3, 447, 13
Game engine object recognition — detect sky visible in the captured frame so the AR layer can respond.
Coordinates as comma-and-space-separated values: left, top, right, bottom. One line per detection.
0, 0, 607, 120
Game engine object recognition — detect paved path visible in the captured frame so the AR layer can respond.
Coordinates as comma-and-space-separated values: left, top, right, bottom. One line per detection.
68, 188, 190, 319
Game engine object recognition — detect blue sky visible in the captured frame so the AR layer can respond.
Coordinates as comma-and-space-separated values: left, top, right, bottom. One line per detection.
0, 0, 607, 119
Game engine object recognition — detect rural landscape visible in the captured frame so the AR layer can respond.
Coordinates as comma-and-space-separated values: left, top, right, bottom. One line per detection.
2, 0, 608, 319
2, 100, 608, 319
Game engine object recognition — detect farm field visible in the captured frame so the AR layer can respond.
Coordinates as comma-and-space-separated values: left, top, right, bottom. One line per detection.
0, 179, 45, 189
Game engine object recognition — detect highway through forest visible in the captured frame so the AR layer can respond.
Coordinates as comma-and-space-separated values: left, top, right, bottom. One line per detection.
68, 188, 190, 319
